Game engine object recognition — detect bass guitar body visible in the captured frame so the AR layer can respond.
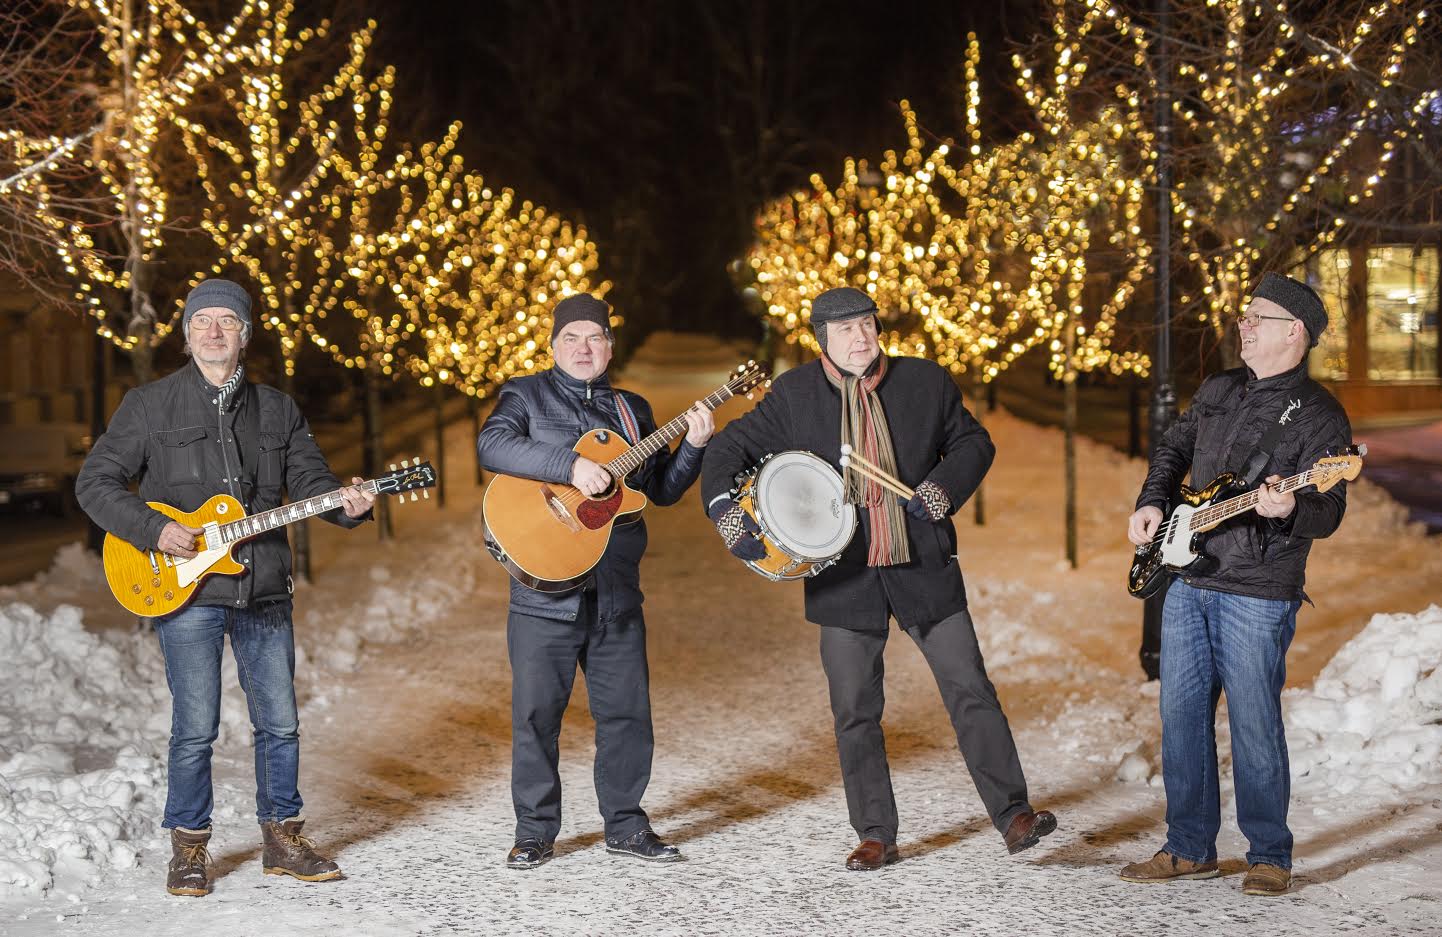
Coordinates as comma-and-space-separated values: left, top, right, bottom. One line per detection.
1126, 474, 1238, 600
104, 495, 246, 617
482, 428, 648, 593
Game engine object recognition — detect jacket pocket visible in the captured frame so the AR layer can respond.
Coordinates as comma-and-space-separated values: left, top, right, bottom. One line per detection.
258, 432, 289, 489
152, 426, 209, 486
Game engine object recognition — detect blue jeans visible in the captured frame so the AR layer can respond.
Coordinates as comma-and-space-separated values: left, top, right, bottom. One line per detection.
154, 602, 302, 829
1160, 581, 1299, 869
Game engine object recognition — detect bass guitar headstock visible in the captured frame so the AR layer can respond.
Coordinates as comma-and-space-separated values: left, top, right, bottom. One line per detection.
1310, 443, 1366, 493
379, 457, 438, 503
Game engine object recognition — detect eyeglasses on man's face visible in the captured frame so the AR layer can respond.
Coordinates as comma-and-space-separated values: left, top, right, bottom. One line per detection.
1235, 312, 1296, 329
189, 313, 244, 332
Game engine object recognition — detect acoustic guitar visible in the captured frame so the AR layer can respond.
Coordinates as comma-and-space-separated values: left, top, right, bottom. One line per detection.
1126, 446, 1363, 599
103, 459, 437, 617
483, 363, 767, 592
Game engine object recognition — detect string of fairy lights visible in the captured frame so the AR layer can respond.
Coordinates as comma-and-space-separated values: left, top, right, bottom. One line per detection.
0, 0, 602, 401
749, 0, 1431, 380
749, 7, 1153, 384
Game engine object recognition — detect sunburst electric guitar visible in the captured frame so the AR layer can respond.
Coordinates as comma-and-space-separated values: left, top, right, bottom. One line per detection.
104, 459, 438, 617
483, 362, 768, 592
1126, 446, 1364, 599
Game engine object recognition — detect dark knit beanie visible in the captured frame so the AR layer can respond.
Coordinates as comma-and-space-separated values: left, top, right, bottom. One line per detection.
1252, 273, 1328, 347
550, 294, 613, 341
809, 287, 878, 353
183, 278, 252, 336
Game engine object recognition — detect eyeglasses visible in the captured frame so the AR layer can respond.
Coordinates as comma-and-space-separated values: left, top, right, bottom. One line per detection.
1235, 312, 1296, 328
190, 313, 244, 332
559, 334, 611, 347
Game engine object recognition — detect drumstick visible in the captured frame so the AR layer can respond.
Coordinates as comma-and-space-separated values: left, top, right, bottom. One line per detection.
839, 454, 914, 501
839, 445, 914, 499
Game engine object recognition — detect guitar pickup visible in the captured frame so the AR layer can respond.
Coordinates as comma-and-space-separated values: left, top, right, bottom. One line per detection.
539, 485, 582, 532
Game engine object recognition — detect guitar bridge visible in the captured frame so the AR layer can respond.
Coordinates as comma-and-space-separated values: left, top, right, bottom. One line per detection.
539, 485, 582, 532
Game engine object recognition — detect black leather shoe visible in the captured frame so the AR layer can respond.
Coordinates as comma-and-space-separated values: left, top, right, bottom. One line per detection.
605, 829, 683, 862
506, 838, 554, 869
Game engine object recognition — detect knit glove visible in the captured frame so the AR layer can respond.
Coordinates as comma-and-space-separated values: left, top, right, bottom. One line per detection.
905, 480, 951, 523
707, 499, 767, 561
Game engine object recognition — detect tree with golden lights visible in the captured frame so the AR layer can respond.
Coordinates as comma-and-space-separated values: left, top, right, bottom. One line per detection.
0, 0, 280, 381
1027, 0, 1440, 365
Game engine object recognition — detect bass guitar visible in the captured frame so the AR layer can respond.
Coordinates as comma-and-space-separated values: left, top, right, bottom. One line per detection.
483, 362, 767, 592
104, 459, 437, 617
1127, 446, 1364, 599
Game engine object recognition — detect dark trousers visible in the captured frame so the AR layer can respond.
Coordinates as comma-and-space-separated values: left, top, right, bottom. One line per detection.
507, 593, 653, 844
818, 608, 1030, 844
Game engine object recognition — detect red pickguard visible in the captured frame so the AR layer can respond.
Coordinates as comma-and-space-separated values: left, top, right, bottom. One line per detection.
576, 489, 625, 530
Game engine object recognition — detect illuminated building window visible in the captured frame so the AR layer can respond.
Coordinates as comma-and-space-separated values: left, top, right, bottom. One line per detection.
1305, 245, 1439, 382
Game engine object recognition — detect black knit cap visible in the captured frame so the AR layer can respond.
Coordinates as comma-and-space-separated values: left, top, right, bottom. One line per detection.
550, 294, 612, 340
1251, 272, 1328, 347
809, 286, 878, 352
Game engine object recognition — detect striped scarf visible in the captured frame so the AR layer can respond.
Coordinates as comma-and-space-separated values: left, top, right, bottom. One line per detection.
821, 354, 909, 566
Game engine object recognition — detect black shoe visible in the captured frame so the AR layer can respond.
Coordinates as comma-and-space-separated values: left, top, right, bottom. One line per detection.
506, 838, 554, 869
605, 829, 683, 862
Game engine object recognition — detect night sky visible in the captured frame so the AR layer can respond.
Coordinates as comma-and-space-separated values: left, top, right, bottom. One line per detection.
340, 0, 1046, 346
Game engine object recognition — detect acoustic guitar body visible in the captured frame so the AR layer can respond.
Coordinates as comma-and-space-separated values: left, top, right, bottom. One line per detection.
103, 495, 246, 617
482, 428, 648, 592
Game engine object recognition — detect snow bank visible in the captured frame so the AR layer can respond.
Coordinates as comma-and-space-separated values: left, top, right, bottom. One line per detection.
1288, 604, 1442, 804
0, 603, 165, 898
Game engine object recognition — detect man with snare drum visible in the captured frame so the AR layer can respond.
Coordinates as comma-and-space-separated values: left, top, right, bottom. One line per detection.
701, 286, 1056, 870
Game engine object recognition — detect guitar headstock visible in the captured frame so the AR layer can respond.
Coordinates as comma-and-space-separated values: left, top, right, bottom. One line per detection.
378, 457, 438, 503
727, 360, 771, 400
1311, 444, 1365, 493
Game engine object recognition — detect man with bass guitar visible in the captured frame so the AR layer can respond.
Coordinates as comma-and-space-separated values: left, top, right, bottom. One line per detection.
75, 278, 375, 897
1123, 272, 1353, 897
476, 293, 713, 869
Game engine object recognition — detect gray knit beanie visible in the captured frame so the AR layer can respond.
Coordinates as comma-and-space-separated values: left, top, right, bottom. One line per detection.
1252, 273, 1328, 347
183, 279, 252, 340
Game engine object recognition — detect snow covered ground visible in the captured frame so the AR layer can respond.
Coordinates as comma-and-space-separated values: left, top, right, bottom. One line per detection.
2, 334, 1440, 935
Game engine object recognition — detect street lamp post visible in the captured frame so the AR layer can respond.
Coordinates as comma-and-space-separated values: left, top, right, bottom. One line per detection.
1142, 0, 1178, 680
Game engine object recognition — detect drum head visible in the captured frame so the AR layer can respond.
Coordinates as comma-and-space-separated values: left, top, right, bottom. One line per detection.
753, 451, 856, 561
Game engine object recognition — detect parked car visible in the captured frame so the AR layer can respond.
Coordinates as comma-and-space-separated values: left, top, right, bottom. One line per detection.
0, 422, 92, 517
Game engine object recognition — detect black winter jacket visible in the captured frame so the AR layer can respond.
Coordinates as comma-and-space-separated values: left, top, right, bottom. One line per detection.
700, 357, 993, 632
476, 367, 704, 623
75, 362, 367, 609
1135, 360, 1351, 602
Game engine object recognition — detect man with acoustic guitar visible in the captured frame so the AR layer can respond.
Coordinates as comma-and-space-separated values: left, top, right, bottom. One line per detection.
75, 278, 375, 897
701, 286, 1056, 871
1122, 273, 1352, 897
477, 293, 713, 869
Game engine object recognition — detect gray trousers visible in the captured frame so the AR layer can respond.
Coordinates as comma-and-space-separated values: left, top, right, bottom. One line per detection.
507, 593, 653, 844
818, 608, 1030, 844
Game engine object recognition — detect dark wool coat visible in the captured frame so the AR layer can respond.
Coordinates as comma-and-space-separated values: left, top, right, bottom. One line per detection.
476, 366, 704, 623
700, 356, 993, 632
75, 361, 367, 609
1135, 359, 1352, 602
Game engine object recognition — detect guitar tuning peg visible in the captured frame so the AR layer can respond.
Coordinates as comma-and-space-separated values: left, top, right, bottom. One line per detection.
389, 463, 397, 471
410, 492, 419, 502
414, 456, 421, 465
422, 490, 430, 499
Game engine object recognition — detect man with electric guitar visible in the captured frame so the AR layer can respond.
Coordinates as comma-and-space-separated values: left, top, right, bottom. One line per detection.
76, 278, 376, 897
476, 293, 713, 869
1122, 273, 1354, 898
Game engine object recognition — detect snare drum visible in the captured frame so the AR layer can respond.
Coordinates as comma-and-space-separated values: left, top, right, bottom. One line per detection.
734, 451, 856, 581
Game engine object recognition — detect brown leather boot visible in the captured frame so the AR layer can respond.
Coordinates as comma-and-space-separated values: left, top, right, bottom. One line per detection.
1119, 849, 1221, 883
166, 827, 212, 897
260, 818, 343, 882
1242, 863, 1291, 896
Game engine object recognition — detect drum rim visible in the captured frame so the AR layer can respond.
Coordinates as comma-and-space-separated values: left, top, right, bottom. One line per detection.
752, 450, 856, 560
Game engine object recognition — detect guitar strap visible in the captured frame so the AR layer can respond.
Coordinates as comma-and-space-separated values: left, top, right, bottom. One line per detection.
1240, 385, 1320, 488
612, 391, 642, 447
